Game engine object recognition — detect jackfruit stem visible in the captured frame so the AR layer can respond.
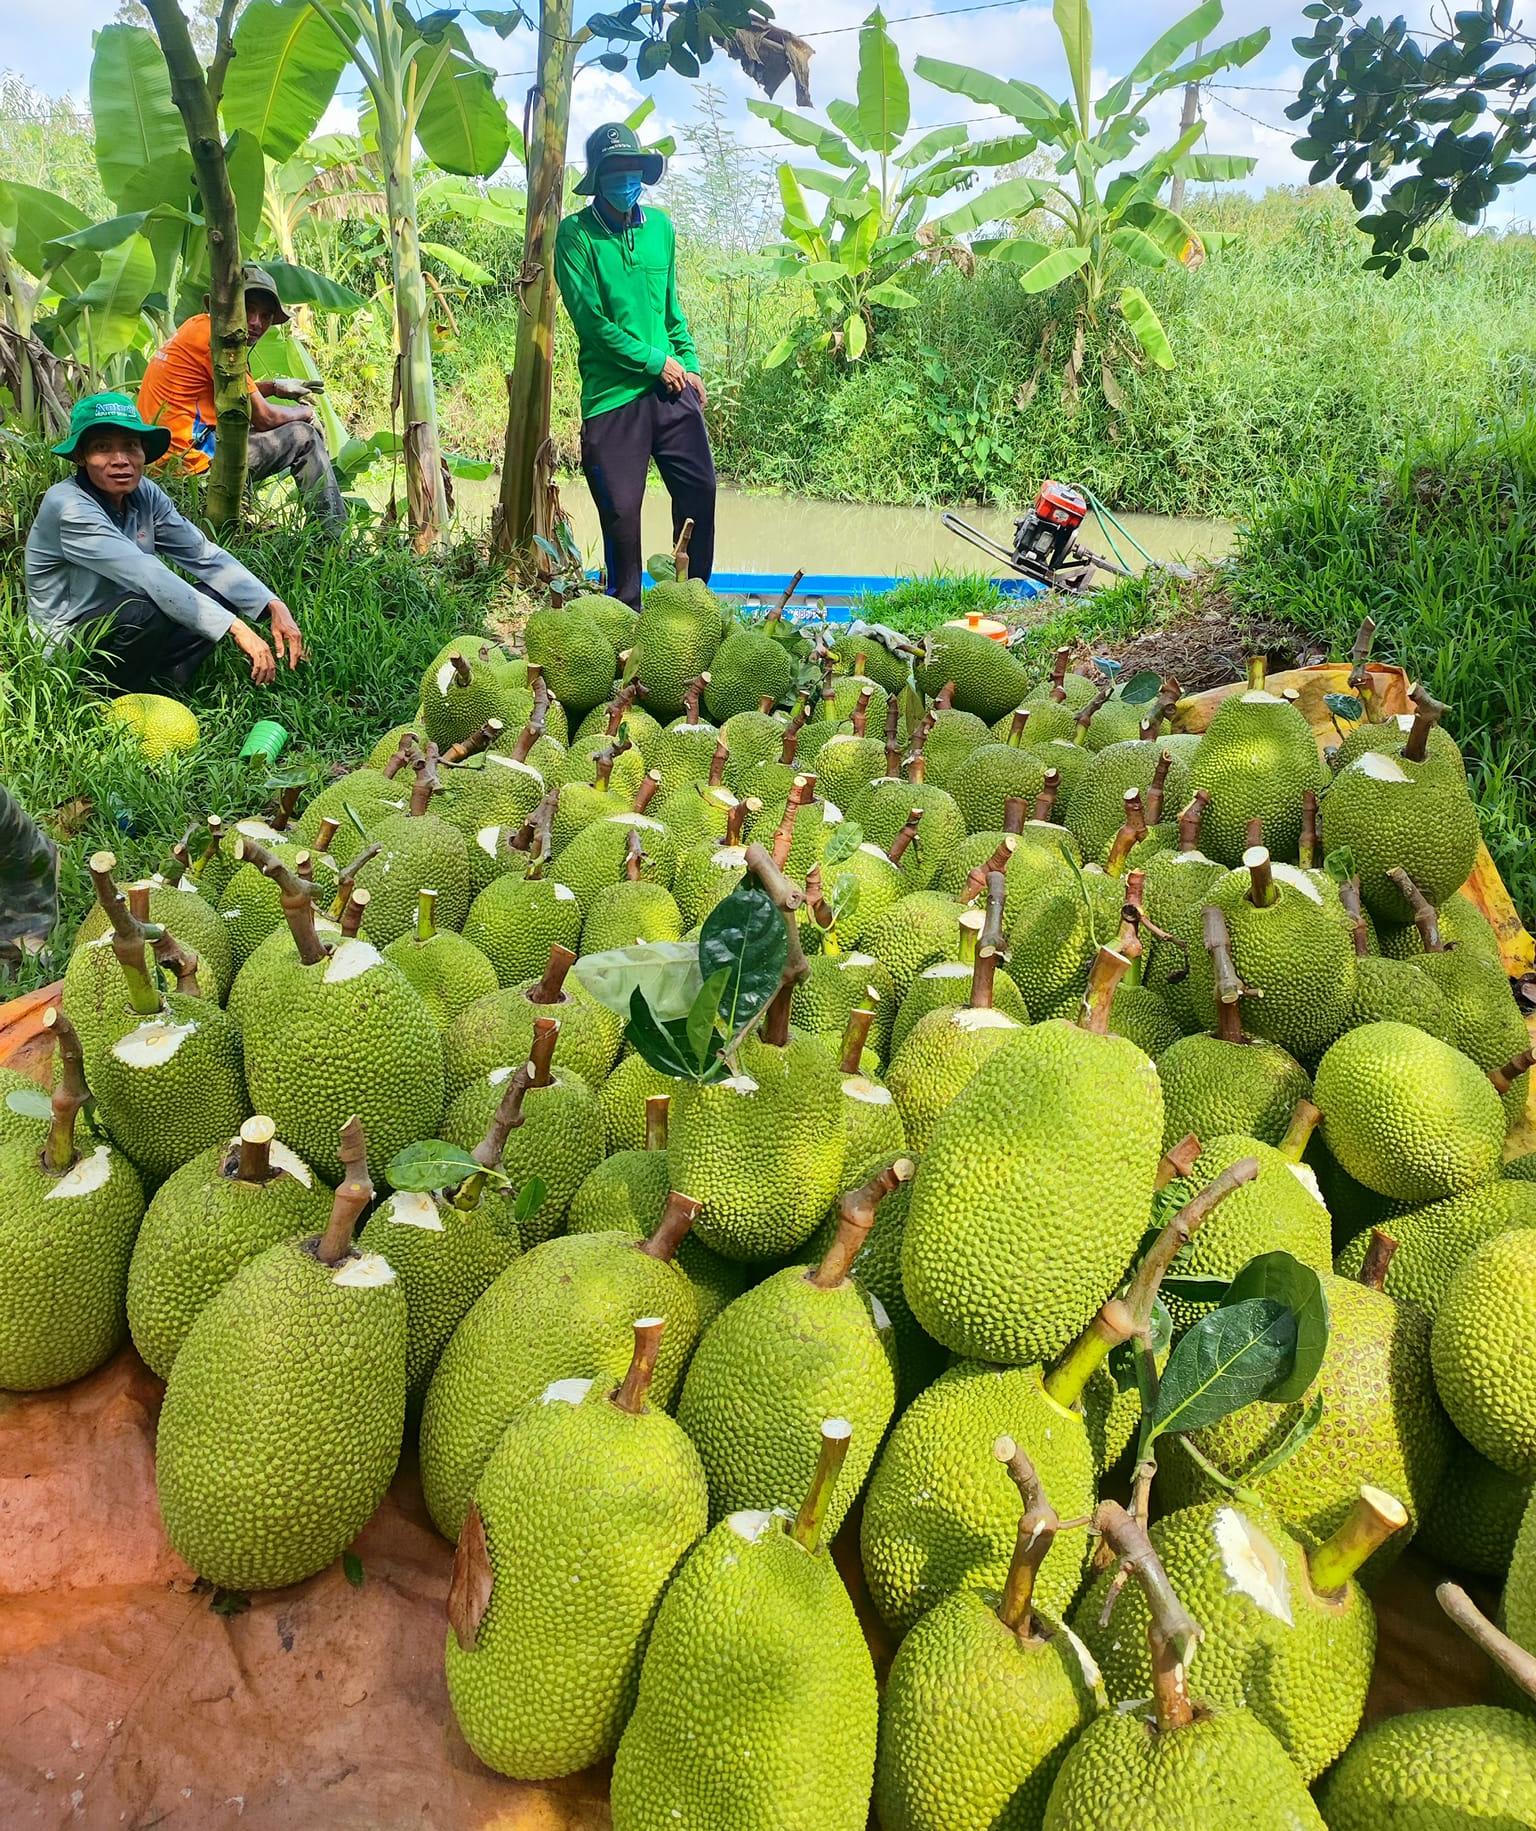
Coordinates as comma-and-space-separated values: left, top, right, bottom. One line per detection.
1245, 816, 1265, 853
231, 835, 327, 967
1347, 616, 1376, 672
1308, 1486, 1408, 1594
152, 928, 203, 999
268, 784, 302, 833
382, 732, 419, 780
1245, 655, 1267, 693
958, 910, 983, 965
1006, 706, 1032, 747
448, 651, 473, 688
472, 1063, 532, 1170
673, 516, 694, 580
40, 1007, 88, 1175
1141, 753, 1169, 825
1437, 1581, 1536, 1703
408, 747, 442, 817
639, 1190, 701, 1262
295, 850, 316, 887
850, 684, 875, 738
442, 719, 502, 766
629, 769, 660, 817
1103, 822, 1139, 880
527, 1016, 560, 1088
1155, 1134, 1203, 1190
1357, 1228, 1398, 1291
1201, 904, 1250, 1043
969, 872, 1007, 1011
236, 1116, 277, 1184
769, 570, 802, 618
791, 1419, 853, 1552
1176, 790, 1210, 852
886, 807, 925, 867
510, 703, 546, 765
1030, 776, 1058, 824
593, 738, 631, 791
611, 1316, 667, 1416
87, 853, 164, 1016
332, 843, 381, 908
961, 840, 1014, 907
193, 816, 224, 882
1299, 790, 1320, 870
1491, 1047, 1536, 1096
1124, 789, 1149, 843
125, 882, 152, 923
644, 1094, 670, 1153
1244, 845, 1276, 908
1385, 866, 1444, 951
317, 1118, 373, 1265
1073, 684, 1112, 744
810, 1159, 914, 1289
415, 888, 438, 943
995, 1435, 1058, 1640
703, 737, 729, 790
620, 827, 647, 881
905, 751, 928, 786
1277, 1098, 1322, 1163
340, 887, 369, 937
681, 674, 707, 723
1043, 1296, 1138, 1410
1078, 946, 1132, 1033
882, 704, 902, 780
1338, 877, 1372, 958
1093, 1500, 1202, 1734
770, 776, 814, 868
930, 681, 957, 717
745, 843, 812, 1045
1049, 647, 1071, 700
838, 1006, 875, 1075
803, 864, 836, 932
529, 944, 576, 1007
314, 816, 341, 856
1403, 686, 1447, 764
1115, 877, 1145, 974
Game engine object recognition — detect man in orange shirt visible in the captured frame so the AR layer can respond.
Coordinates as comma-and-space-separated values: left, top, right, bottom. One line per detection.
138, 265, 346, 531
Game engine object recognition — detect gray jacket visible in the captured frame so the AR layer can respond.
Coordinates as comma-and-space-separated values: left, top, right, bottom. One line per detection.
24, 475, 272, 645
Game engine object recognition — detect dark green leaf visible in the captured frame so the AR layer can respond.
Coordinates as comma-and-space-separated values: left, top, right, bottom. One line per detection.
387, 1139, 480, 1193
1120, 668, 1166, 707
572, 939, 702, 1020
1241, 1389, 1327, 1481
1161, 1270, 1236, 1303
513, 1177, 546, 1226
1150, 1298, 1298, 1439
686, 967, 729, 1068
627, 986, 709, 1080
1224, 1252, 1330, 1402
5, 1086, 54, 1120
1324, 691, 1365, 722
225, 0, 355, 161
260, 258, 367, 313
699, 875, 787, 1037
342, 1550, 366, 1587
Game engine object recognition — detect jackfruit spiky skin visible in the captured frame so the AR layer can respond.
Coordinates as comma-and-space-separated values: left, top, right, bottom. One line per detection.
833, 629, 911, 694
1178, 862, 1358, 1061
0, 1136, 144, 1390
915, 707, 991, 788
849, 780, 968, 891
1315, 1705, 1536, 1831
566, 1154, 747, 1329
1163, 1273, 1452, 1570
239, 939, 445, 1186
671, 842, 748, 929
904, 1022, 1162, 1367
1417, 946, 1532, 1122
1343, 953, 1456, 1044
1064, 741, 1194, 864
217, 828, 340, 967
1073, 1495, 1373, 1783
703, 627, 793, 722
420, 646, 524, 749
1083, 693, 1146, 751
579, 879, 684, 953
598, 1052, 677, 1151
366, 722, 425, 771
1334, 711, 1467, 783
1509, 1153, 1536, 1182
791, 952, 898, 1063
292, 769, 410, 846
1160, 1139, 1333, 1334
808, 844, 908, 950
0, 1065, 47, 1145
875, 1595, 1103, 1831
1378, 889, 1504, 967
357, 1188, 520, 1408
60, 934, 176, 1078
861, 893, 967, 999
1416, 1434, 1531, 1575
225, 915, 343, 1027
1107, 983, 1181, 1057
611, 1508, 877, 1831
631, 583, 723, 721
1041, 1697, 1327, 1831
837, 1074, 909, 1183
382, 928, 500, 1033
1314, 1020, 1505, 1203
887, 1005, 1027, 1153
442, 981, 620, 1104
1333, 1178, 1536, 1318
126, 1132, 331, 1379
815, 733, 889, 807
354, 812, 470, 946
916, 626, 1030, 724
1023, 737, 1094, 806
417, 1231, 700, 1540
714, 707, 783, 775
1324, 751, 1484, 924
564, 590, 639, 653
104, 690, 200, 759
445, 1375, 708, 1780
155, 1237, 405, 1589
1433, 1228, 1536, 1476
74, 879, 233, 1005
461, 875, 584, 987
821, 671, 892, 729
861, 1361, 1096, 1634
1004, 871, 1125, 1024
1185, 688, 1328, 867
550, 780, 627, 854
443, 1065, 605, 1243
667, 1033, 846, 1260
893, 960, 1023, 1059
1020, 678, 1095, 723
647, 720, 722, 793
1139, 848, 1227, 1028
678, 1263, 897, 1536
651, 780, 737, 850
436, 753, 547, 845
523, 605, 617, 720
94, 996, 250, 1186
1508, 1484, 1536, 1661
552, 813, 678, 906
949, 743, 1050, 835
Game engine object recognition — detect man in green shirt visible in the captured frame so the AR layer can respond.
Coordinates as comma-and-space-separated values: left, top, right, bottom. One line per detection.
554, 122, 715, 608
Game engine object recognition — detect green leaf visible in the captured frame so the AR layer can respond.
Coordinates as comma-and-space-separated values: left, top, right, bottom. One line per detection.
699, 876, 787, 1037
259, 258, 367, 314
90, 25, 184, 211
1053, 0, 1094, 128
1323, 845, 1359, 886
0, 182, 95, 284
763, 334, 799, 370
224, 128, 268, 261
416, 52, 511, 178
897, 123, 969, 167
1151, 1299, 1299, 1440
865, 280, 917, 309
342, 1550, 366, 1587
964, 134, 1041, 166
826, 99, 871, 155
827, 872, 862, 928
857, 7, 910, 156
1324, 692, 1365, 722
913, 57, 1060, 131
209, 1588, 251, 1617
937, 176, 1052, 235
387, 1139, 481, 1193
748, 100, 856, 168
5, 1086, 54, 1120
1240, 1389, 1326, 1482
421, 240, 495, 284
572, 939, 703, 1021
513, 1177, 546, 1226
1173, 151, 1258, 182
1224, 1252, 1330, 1403
1120, 669, 1165, 706
1130, 0, 1224, 83
224, 0, 355, 162
686, 966, 729, 1068
626, 986, 712, 1081
445, 452, 495, 480
70, 232, 157, 360
1110, 224, 1171, 269
1119, 285, 1175, 368
845, 310, 868, 359
822, 821, 864, 866
1016, 244, 1092, 293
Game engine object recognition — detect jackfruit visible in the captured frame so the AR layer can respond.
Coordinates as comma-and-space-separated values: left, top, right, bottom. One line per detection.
1417, 1435, 1531, 1574
849, 780, 967, 891
74, 877, 233, 1005
443, 1059, 604, 1242
809, 842, 908, 949
630, 580, 722, 721
1378, 889, 1504, 967
1064, 742, 1193, 865
1417, 942, 1532, 1121
523, 603, 617, 720
703, 625, 793, 722
1006, 870, 1128, 1021
383, 889, 499, 1031
461, 873, 583, 986
442, 964, 620, 1101
888, 1003, 1026, 1153
598, 1051, 678, 1151
292, 769, 410, 847
1334, 707, 1467, 782
792, 951, 897, 1063
1186, 686, 1327, 865
916, 625, 1030, 723
1508, 1483, 1536, 1661
580, 878, 684, 952
420, 643, 524, 749
563, 589, 639, 652
949, 742, 1050, 835
833, 628, 911, 693
1321, 750, 1482, 922
861, 891, 967, 997
671, 840, 749, 929
0, 1064, 47, 1145
1344, 950, 1456, 1042
552, 812, 678, 905
1108, 982, 1181, 1056
1082, 691, 1148, 751
920, 707, 991, 787
1333, 1177, 1536, 1317
104, 690, 199, 759
649, 717, 724, 792
1432, 1228, 1536, 1475
892, 956, 1028, 1058
436, 754, 547, 851
1316, 1706, 1536, 1830
445, 1327, 709, 1779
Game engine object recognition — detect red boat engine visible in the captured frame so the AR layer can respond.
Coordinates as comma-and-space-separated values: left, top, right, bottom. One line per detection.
1011, 481, 1088, 584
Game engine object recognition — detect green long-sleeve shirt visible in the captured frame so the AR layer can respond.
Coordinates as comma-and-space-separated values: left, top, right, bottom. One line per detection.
553, 202, 698, 420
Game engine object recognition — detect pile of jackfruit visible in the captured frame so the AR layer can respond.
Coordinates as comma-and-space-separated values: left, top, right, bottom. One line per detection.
5, 576, 1536, 1830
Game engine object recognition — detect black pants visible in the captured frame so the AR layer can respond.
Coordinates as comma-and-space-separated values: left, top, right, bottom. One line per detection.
580, 385, 716, 609
77, 592, 236, 694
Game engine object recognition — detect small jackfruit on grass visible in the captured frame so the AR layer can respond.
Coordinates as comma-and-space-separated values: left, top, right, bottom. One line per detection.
103, 691, 199, 759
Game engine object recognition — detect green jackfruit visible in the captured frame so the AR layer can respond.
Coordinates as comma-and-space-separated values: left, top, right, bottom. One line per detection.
1508, 1483, 1536, 1663
420, 643, 525, 749
849, 780, 967, 891
443, 1063, 604, 1241
1321, 750, 1482, 922
1432, 1228, 1536, 1475
704, 626, 793, 721
949, 743, 1049, 835
1064, 741, 1193, 865
523, 604, 617, 720
0, 1064, 47, 1145
580, 879, 684, 952
1333, 1178, 1536, 1317
1185, 687, 1327, 866
887, 1004, 1027, 1153
95, 994, 249, 1184
833, 629, 911, 693
1157, 1036, 1313, 1155
1334, 709, 1467, 782
916, 625, 1030, 724
461, 874, 584, 986
631, 581, 722, 721
1344, 952, 1456, 1043
443, 976, 620, 1102
920, 707, 992, 787
1417, 1434, 1531, 1575
807, 732, 885, 807
1006, 871, 1127, 1022
598, 1051, 678, 1150
1418, 944, 1531, 1121
1378, 889, 1504, 967
552, 812, 678, 905
671, 841, 749, 929
1316, 1706, 1536, 1831
1108, 983, 1181, 1057
861, 891, 967, 997
383, 893, 499, 1031
563, 590, 639, 652
354, 808, 470, 946
892, 958, 1029, 1056
792, 951, 898, 1062
74, 877, 233, 1005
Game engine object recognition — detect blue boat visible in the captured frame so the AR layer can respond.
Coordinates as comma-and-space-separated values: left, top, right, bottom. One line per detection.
620, 569, 1047, 621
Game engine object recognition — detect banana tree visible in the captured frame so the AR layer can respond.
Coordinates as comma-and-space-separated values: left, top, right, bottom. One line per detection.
917, 0, 1268, 394
749, 7, 1017, 365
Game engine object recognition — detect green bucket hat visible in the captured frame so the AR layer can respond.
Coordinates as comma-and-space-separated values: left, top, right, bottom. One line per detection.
574, 121, 665, 196
241, 262, 291, 324
52, 392, 173, 463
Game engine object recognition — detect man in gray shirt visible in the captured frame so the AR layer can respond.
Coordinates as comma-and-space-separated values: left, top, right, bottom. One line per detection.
24, 392, 305, 693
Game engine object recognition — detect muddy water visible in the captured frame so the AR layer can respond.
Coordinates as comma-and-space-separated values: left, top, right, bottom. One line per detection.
448, 477, 1233, 579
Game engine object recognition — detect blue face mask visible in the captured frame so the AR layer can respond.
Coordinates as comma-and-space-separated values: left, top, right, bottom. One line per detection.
599, 171, 644, 213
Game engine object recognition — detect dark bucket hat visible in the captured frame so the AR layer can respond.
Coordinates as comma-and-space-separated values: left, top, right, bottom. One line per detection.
574, 121, 665, 196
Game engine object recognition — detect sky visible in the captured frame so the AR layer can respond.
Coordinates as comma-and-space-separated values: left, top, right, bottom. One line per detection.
3, 0, 1530, 226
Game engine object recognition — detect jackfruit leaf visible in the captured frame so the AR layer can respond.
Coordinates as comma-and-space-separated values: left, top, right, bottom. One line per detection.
647, 551, 678, 581
1238, 1388, 1326, 1483
1120, 669, 1165, 706
1324, 692, 1364, 723
343, 802, 370, 838
1093, 656, 1123, 678
822, 821, 865, 866
626, 986, 727, 1083
828, 873, 861, 929
1159, 1270, 1236, 1304
687, 968, 730, 1068
342, 1551, 366, 1587
389, 1139, 482, 1193
1224, 1251, 1329, 1403
699, 876, 786, 1035
571, 939, 703, 1021
1149, 1297, 1298, 1440
5, 1086, 55, 1120
509, 1178, 545, 1227
1323, 845, 1359, 885
1109, 1294, 1172, 1391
